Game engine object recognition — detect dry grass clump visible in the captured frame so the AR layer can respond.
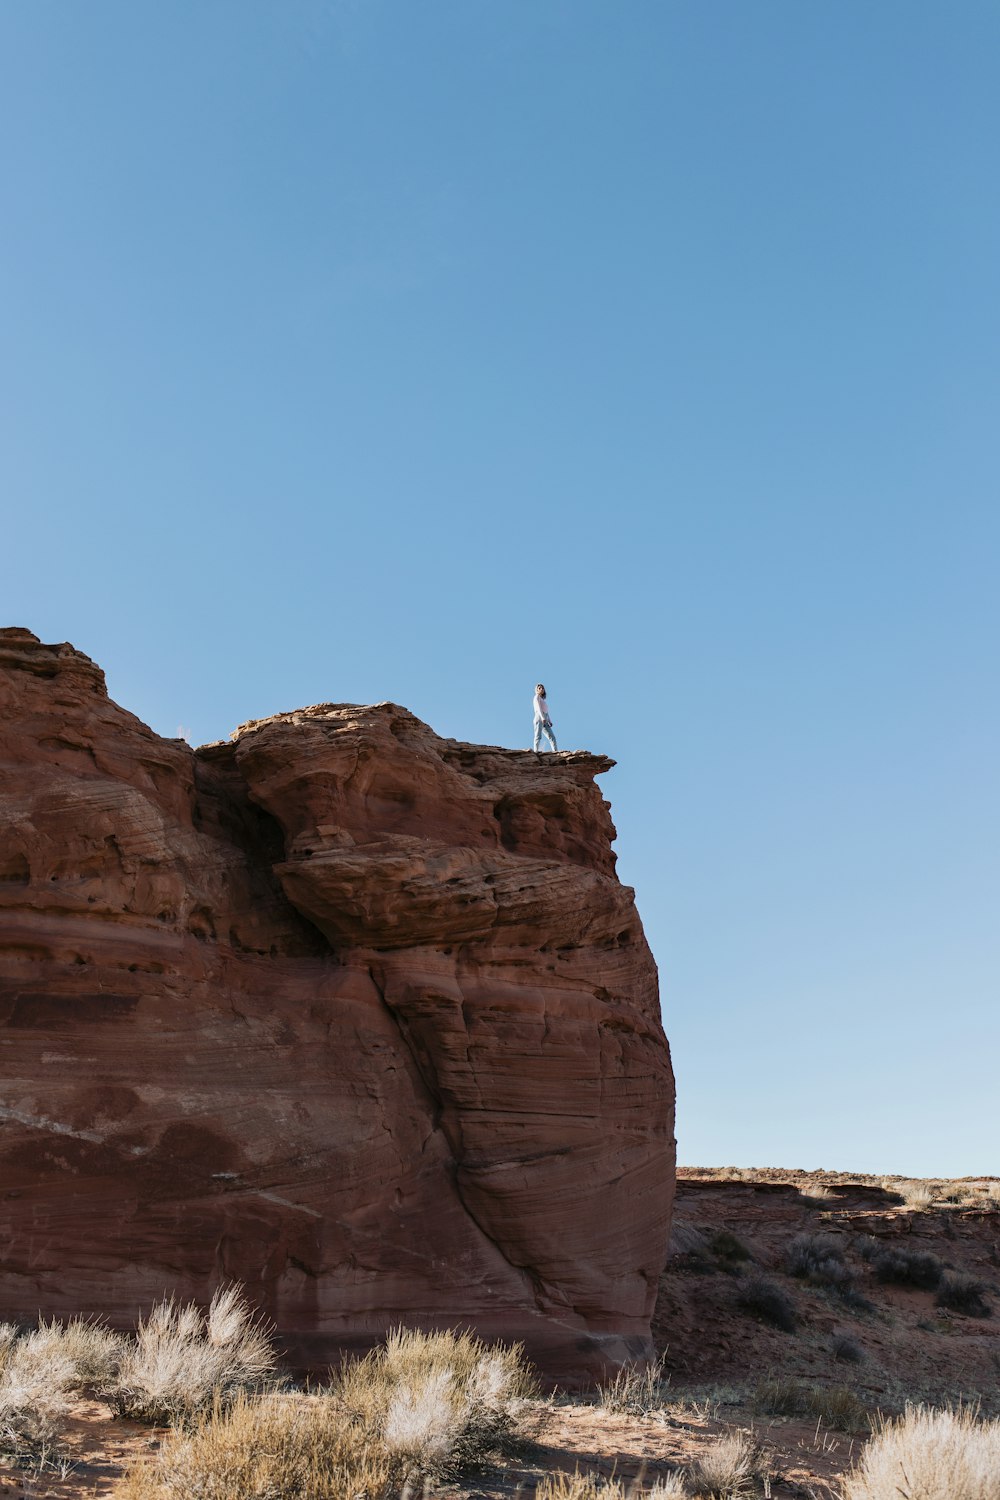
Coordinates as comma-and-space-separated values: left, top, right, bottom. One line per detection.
598, 1356, 670, 1416
0, 1330, 73, 1463
110, 1286, 276, 1424
2, 1289, 273, 1462
753, 1376, 866, 1431
0, 1315, 123, 1465
736, 1276, 798, 1332
934, 1180, 1000, 1209
535, 1475, 626, 1500
935, 1272, 991, 1318
687, 1429, 761, 1496
939, 1181, 980, 1205
893, 1180, 936, 1211
965, 1176, 1000, 1212
119, 1327, 537, 1499
535, 1475, 687, 1500
30, 1317, 123, 1389
877, 1177, 1000, 1214
116, 1389, 393, 1500
800, 1183, 835, 1205
332, 1326, 536, 1479
647, 1476, 689, 1499
842, 1404, 1000, 1499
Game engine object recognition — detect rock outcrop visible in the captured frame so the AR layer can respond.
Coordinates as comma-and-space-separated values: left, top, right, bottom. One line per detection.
0, 629, 675, 1378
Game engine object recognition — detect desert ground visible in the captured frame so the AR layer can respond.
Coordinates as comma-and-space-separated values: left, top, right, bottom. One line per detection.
2, 1167, 996, 1499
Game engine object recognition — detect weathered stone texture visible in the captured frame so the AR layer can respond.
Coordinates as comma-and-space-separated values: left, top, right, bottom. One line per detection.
0, 628, 675, 1377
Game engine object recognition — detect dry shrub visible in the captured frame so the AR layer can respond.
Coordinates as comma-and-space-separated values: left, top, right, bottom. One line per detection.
935, 1273, 991, 1318
116, 1390, 393, 1500
648, 1476, 688, 1499
118, 1327, 537, 1500
332, 1326, 536, 1480
831, 1333, 865, 1364
785, 1232, 854, 1292
688, 1429, 759, 1496
936, 1180, 1000, 1209
535, 1475, 626, 1500
896, 1180, 936, 1211
872, 1247, 943, 1290
0, 1320, 113, 1458
939, 1181, 979, 1205
535, 1474, 688, 1500
842, 1404, 1000, 1499
811, 1385, 868, 1432
0, 1313, 126, 1466
736, 1276, 798, 1332
707, 1230, 752, 1265
753, 1376, 866, 1431
29, 1317, 123, 1389
110, 1286, 276, 1424
800, 1183, 835, 1204
598, 1356, 670, 1415
0, 1324, 78, 1463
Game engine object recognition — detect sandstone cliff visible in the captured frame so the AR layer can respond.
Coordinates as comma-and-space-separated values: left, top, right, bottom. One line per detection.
0, 628, 675, 1378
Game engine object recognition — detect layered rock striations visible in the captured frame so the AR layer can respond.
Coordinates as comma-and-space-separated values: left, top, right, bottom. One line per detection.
0, 629, 675, 1377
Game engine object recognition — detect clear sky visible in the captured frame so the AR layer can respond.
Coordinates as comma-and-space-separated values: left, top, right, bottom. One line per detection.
3, 2, 998, 1177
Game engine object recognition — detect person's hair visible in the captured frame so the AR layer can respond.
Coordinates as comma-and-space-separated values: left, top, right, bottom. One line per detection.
535, 683, 546, 696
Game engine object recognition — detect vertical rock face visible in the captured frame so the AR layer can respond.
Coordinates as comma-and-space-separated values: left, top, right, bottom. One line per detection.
0, 629, 675, 1379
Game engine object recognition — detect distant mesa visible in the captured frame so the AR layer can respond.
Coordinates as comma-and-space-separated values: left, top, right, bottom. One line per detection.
0, 628, 675, 1380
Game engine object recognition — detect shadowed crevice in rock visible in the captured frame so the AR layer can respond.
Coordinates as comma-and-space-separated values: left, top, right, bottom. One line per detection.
365, 961, 547, 1317
0, 628, 675, 1381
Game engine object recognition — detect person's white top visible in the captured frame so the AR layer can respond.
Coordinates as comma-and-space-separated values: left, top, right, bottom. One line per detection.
533, 691, 550, 722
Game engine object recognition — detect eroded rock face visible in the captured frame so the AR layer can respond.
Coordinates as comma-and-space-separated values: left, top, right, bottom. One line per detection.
0, 629, 675, 1378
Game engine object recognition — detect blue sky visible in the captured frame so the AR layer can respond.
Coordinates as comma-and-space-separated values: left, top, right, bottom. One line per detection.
4, 2, 998, 1176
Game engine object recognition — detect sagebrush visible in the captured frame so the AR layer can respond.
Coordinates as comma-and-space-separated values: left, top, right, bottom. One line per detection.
0, 1315, 123, 1465
118, 1326, 537, 1498
842, 1404, 1000, 1500
736, 1276, 797, 1332
332, 1325, 536, 1479
110, 1285, 277, 1423
785, 1232, 855, 1293
872, 1247, 943, 1290
935, 1273, 991, 1318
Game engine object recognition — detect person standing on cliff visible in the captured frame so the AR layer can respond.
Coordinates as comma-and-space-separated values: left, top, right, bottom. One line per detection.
533, 683, 558, 752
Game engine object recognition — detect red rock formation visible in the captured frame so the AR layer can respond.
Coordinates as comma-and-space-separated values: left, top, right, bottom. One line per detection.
0, 628, 675, 1379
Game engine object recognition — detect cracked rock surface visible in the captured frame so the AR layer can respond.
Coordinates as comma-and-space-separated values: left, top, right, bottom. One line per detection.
0, 628, 675, 1379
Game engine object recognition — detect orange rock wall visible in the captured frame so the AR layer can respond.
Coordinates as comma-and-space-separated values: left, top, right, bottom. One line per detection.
0, 629, 675, 1378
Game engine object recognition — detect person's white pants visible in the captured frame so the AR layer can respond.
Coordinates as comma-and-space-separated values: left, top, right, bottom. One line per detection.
533, 719, 558, 751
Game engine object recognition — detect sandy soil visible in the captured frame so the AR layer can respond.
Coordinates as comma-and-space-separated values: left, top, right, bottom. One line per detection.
0, 1395, 860, 1499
